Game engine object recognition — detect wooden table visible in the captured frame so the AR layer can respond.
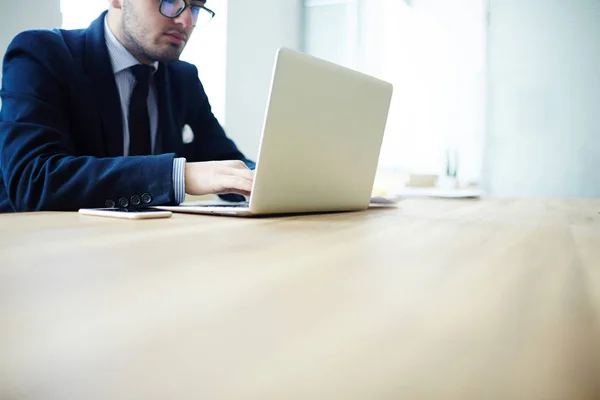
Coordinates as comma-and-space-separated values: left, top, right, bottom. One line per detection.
1, 199, 600, 399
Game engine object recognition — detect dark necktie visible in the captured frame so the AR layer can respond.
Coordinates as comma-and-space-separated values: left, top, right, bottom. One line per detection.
128, 65, 153, 156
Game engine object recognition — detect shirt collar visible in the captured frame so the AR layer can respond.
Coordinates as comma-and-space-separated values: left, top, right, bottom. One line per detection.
104, 16, 159, 75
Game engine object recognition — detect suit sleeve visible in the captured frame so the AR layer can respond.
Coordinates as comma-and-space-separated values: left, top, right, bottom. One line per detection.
187, 65, 255, 202
0, 31, 177, 211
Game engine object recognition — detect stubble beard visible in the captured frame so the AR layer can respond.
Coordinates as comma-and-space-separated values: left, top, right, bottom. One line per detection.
121, 5, 185, 63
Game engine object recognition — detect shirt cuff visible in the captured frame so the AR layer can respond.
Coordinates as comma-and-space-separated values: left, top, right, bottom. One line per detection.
172, 157, 186, 204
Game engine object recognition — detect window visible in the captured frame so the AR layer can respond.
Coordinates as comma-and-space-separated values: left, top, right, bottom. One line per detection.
304, 0, 486, 184
60, 0, 227, 123
180, 1, 227, 124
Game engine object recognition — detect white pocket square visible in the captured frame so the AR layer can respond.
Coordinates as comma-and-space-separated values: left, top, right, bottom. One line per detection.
182, 124, 194, 144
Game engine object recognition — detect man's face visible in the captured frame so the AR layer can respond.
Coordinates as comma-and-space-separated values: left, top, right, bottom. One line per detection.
120, 0, 204, 63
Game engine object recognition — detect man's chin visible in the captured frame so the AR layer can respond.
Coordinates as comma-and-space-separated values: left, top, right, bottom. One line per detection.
149, 48, 184, 63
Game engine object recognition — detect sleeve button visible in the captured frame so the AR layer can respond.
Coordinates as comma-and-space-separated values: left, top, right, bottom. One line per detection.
130, 195, 141, 206
105, 199, 116, 208
118, 197, 129, 208
141, 193, 152, 204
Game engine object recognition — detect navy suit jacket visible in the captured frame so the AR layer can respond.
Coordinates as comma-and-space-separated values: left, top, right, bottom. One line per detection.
0, 11, 253, 212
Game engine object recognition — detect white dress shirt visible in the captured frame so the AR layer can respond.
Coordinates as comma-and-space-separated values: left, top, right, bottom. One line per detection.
103, 17, 185, 204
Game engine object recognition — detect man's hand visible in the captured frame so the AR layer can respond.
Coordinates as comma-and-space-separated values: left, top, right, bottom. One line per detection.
184, 160, 254, 197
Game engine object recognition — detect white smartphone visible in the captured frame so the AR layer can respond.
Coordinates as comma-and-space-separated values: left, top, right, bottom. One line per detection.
78, 208, 173, 219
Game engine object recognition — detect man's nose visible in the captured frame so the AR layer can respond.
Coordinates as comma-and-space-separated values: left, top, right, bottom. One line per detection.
173, 7, 194, 30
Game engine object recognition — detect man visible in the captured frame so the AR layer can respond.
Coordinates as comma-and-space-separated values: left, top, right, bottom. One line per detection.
0, 0, 254, 212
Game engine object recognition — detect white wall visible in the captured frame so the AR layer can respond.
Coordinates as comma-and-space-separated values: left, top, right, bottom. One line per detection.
485, 0, 600, 197
0, 0, 62, 84
224, 0, 304, 159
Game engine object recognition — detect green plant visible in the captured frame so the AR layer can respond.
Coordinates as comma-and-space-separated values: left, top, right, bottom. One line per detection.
445, 149, 458, 178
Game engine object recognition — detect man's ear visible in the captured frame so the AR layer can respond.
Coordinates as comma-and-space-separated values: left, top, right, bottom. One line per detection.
108, 0, 123, 9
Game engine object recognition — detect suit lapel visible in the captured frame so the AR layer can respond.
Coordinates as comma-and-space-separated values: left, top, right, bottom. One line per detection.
84, 11, 124, 157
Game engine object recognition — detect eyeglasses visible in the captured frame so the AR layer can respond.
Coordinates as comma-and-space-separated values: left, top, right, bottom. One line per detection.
159, 0, 216, 27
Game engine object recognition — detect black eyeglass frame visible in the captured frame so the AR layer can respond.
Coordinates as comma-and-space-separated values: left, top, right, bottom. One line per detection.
158, 0, 216, 26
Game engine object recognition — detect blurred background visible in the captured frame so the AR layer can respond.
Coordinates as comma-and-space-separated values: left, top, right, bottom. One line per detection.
1, 0, 599, 197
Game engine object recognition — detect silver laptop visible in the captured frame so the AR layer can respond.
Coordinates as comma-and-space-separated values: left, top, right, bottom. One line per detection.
157, 47, 393, 217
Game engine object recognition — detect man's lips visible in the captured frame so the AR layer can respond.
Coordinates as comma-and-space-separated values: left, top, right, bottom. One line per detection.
164, 32, 187, 44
